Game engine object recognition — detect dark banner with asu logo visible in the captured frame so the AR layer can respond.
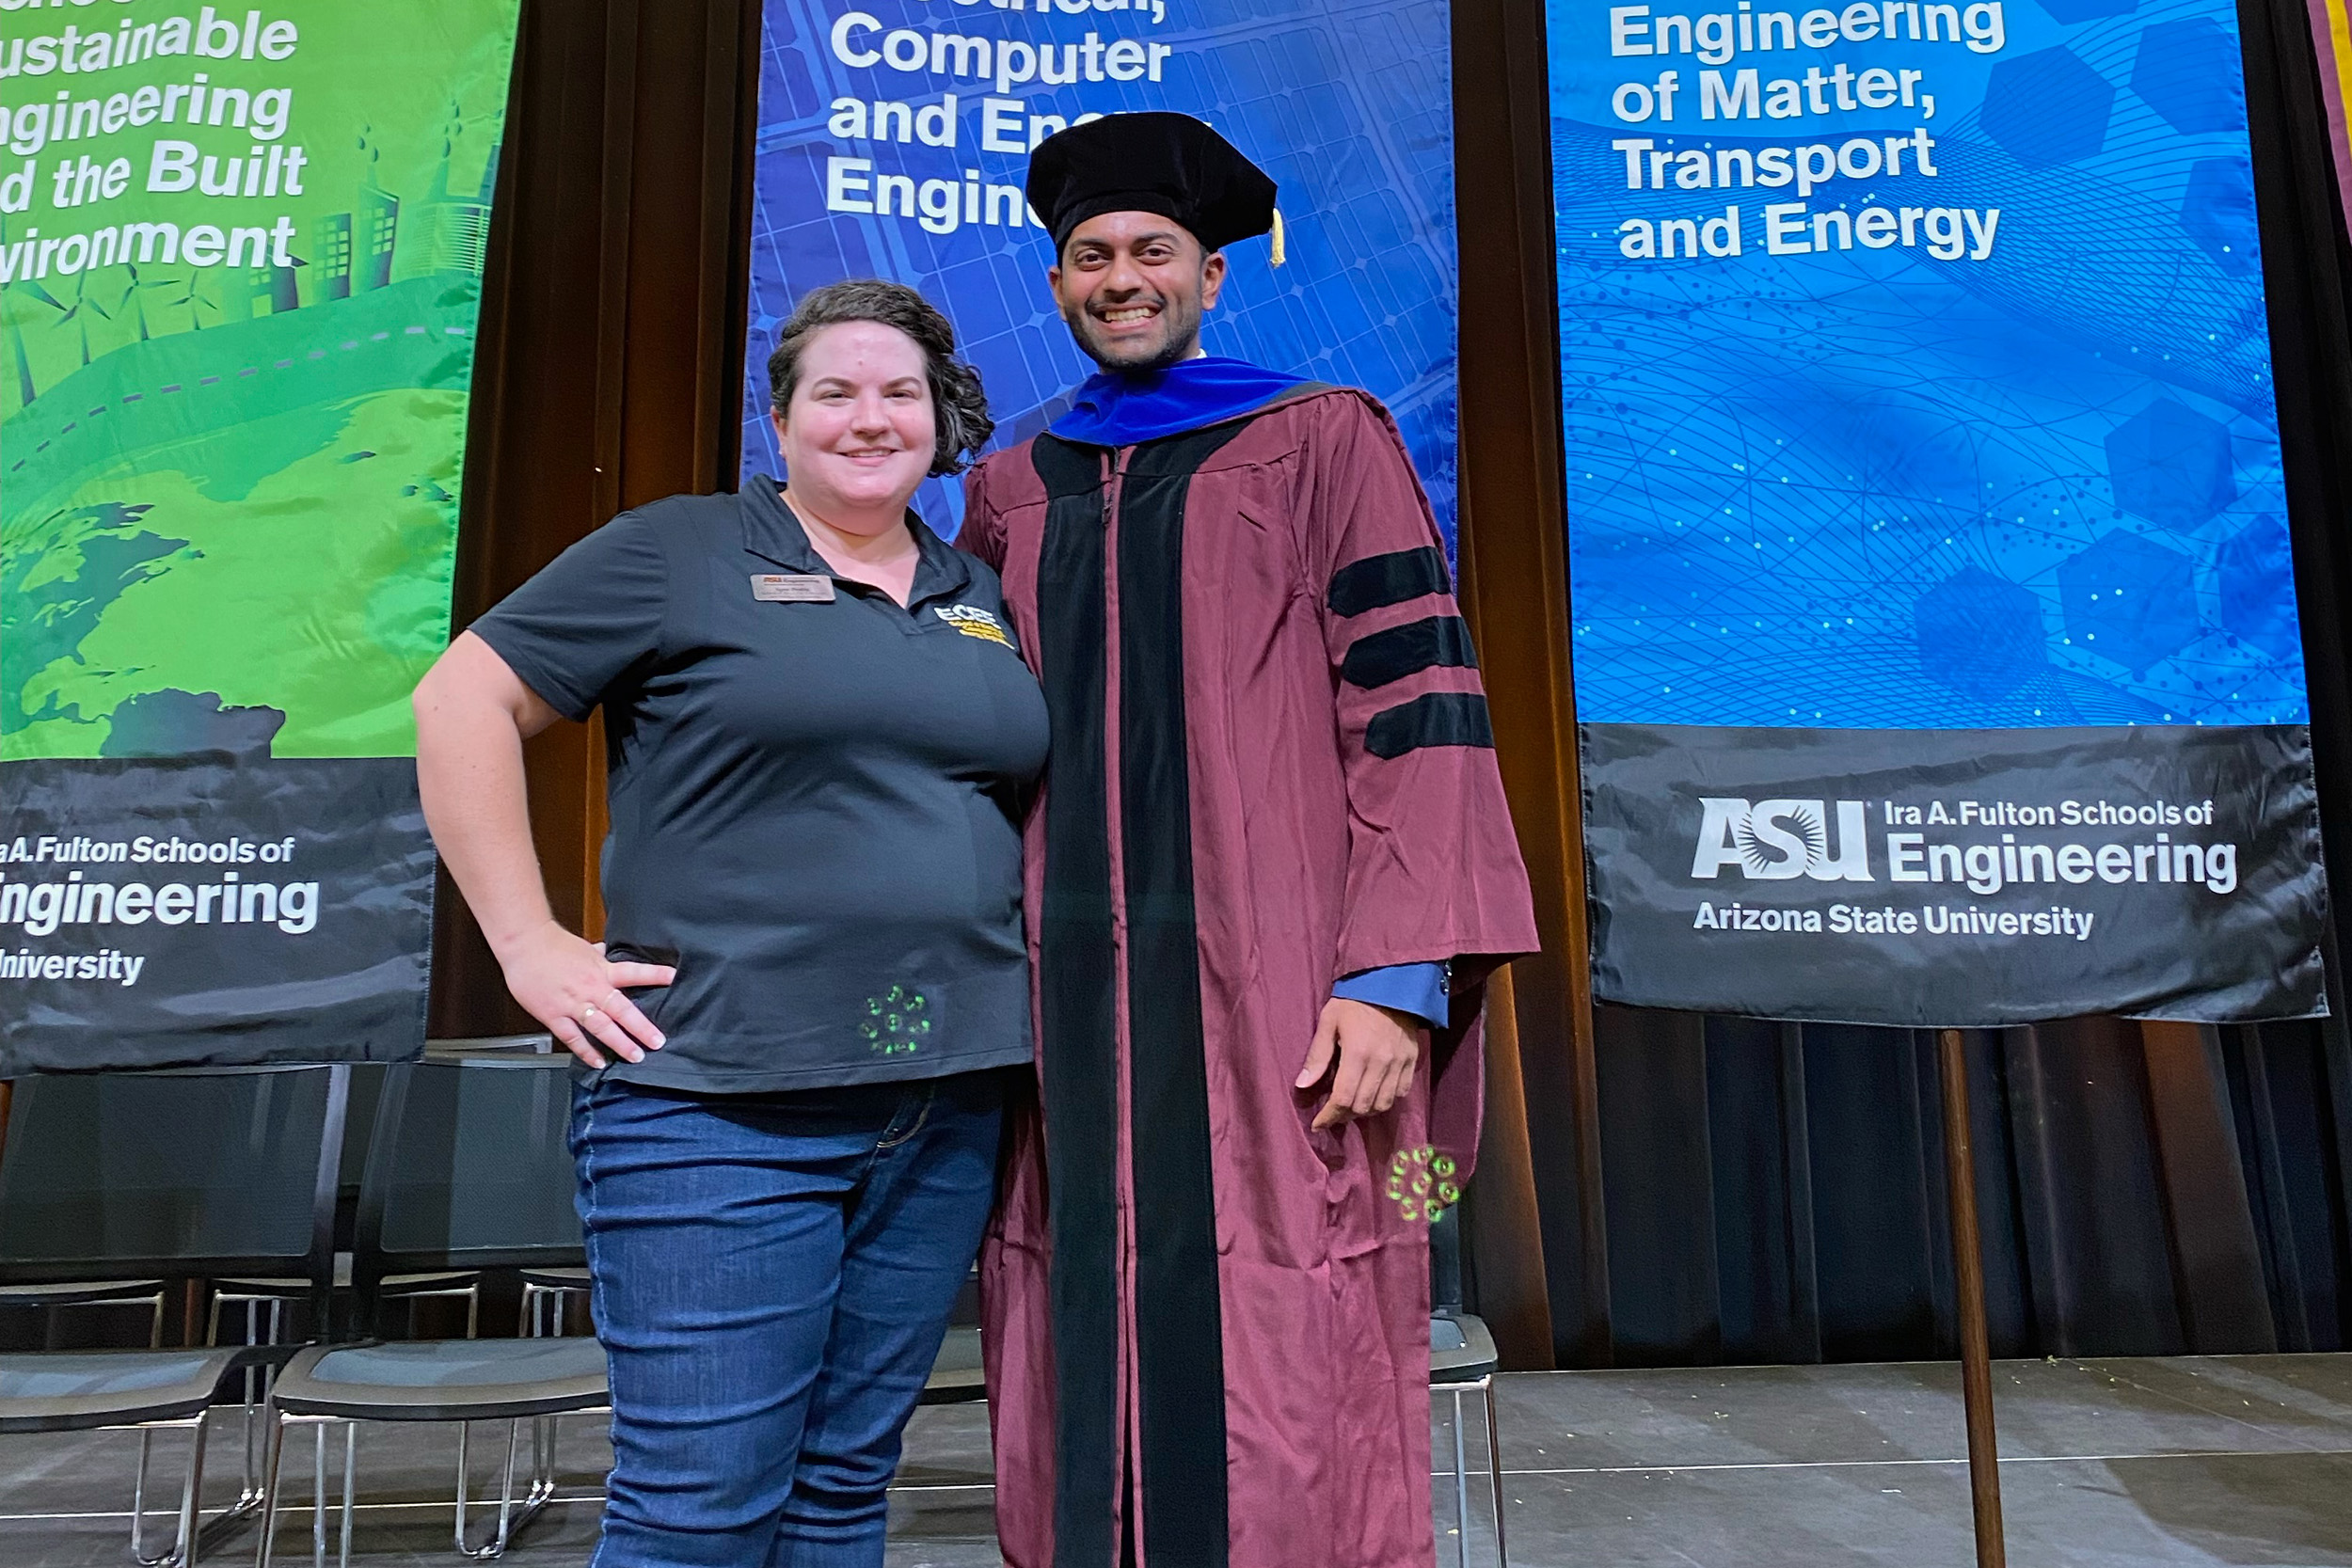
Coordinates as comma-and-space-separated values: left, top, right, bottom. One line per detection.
1581, 723, 2325, 1024
0, 759, 436, 1071
1547, 0, 2329, 1022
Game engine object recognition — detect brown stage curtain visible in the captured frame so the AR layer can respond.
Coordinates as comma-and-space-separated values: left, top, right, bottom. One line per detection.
428, 0, 761, 1037
1574, 1011, 2352, 1365
1451, 0, 1588, 1371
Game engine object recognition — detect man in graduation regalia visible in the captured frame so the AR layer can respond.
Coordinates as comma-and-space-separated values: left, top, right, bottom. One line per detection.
961, 112, 1540, 1568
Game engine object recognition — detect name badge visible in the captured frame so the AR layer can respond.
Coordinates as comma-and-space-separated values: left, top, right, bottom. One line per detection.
751, 574, 835, 603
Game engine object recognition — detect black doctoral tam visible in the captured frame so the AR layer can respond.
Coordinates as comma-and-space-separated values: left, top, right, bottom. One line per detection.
1026, 111, 1278, 253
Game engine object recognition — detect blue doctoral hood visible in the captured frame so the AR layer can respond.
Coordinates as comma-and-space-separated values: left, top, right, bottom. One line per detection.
1049, 356, 1310, 447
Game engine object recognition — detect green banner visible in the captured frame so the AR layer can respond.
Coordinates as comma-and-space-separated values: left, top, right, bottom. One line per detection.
0, 1, 520, 1069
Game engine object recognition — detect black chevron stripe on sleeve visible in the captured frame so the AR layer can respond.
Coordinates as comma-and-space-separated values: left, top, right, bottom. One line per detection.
1340, 615, 1479, 689
1326, 546, 1451, 617
1364, 692, 1495, 758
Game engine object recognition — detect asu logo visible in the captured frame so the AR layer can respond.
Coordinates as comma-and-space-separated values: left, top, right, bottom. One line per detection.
1691, 798, 1874, 882
934, 604, 1015, 650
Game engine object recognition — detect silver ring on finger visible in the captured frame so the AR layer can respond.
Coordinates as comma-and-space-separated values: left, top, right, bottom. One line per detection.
581, 1003, 603, 1022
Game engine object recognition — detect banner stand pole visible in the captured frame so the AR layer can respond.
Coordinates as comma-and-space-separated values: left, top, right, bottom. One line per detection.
1937, 1027, 2008, 1568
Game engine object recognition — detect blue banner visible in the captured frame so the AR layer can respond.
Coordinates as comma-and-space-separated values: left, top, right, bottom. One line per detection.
742, 0, 1459, 541
1547, 0, 2328, 1022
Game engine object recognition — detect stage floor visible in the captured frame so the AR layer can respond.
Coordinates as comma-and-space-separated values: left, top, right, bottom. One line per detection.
5, 1354, 2350, 1565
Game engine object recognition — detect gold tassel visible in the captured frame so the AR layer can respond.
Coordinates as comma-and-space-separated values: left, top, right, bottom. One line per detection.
1269, 209, 1286, 268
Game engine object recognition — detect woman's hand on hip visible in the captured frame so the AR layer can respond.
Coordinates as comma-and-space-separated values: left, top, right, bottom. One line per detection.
497, 920, 675, 1068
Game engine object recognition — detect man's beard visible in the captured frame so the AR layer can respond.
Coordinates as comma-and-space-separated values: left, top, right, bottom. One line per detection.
1064, 297, 1201, 372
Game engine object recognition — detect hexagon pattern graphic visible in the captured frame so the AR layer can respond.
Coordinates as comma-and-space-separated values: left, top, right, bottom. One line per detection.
1982, 48, 2116, 167
2182, 156, 2260, 276
1914, 568, 2048, 702
2106, 400, 2236, 528
1544, 0, 2305, 731
2059, 532, 2200, 674
2132, 19, 2246, 135
2217, 515, 2302, 662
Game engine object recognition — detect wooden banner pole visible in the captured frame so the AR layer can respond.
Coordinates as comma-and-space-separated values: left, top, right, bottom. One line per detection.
1937, 1027, 2008, 1568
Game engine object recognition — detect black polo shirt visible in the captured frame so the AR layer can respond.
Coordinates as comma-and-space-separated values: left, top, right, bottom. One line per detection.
468, 478, 1049, 1093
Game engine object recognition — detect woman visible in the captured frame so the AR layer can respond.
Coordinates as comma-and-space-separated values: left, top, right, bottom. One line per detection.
412, 279, 1045, 1567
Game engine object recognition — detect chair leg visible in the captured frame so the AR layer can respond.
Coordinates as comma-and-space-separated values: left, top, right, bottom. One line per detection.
125, 1415, 214, 1568
274, 1420, 352, 1568
1483, 1379, 1509, 1568
514, 1415, 562, 1548
173, 1411, 210, 1568
130, 1429, 162, 1565
238, 1301, 262, 1508
313, 1422, 329, 1568
256, 1407, 289, 1568
227, 1297, 277, 1519
124, 1296, 272, 1566
236, 1402, 260, 1516
519, 1283, 564, 1338
453, 1421, 475, 1555
452, 1419, 518, 1560
492, 1418, 521, 1554
128, 1422, 211, 1568
1451, 1386, 1472, 1568
453, 1416, 557, 1560
336, 1421, 358, 1568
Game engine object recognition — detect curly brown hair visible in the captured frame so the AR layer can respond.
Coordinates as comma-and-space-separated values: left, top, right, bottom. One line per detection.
766, 279, 993, 477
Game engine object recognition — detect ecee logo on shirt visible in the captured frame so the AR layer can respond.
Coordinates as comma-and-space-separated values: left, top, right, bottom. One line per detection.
933, 604, 1016, 651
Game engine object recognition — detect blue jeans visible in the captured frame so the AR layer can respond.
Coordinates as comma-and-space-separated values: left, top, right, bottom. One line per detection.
571, 1070, 1005, 1568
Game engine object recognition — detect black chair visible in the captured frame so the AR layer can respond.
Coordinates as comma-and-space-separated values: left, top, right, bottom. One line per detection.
355, 1047, 582, 1305
415, 1037, 596, 1342
213, 1040, 559, 1349
1431, 1204, 1507, 1568
429, 1040, 588, 1341
257, 1053, 605, 1566
0, 1065, 348, 1567
200, 1059, 481, 1524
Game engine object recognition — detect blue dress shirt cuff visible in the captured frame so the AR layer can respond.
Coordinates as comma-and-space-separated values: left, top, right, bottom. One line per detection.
1330, 962, 1449, 1029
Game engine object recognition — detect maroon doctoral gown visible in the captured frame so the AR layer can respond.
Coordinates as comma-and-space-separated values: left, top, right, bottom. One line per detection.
961, 384, 1539, 1568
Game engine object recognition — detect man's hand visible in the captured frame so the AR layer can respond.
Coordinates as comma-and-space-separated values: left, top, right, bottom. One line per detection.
496, 921, 675, 1069
1295, 997, 1424, 1131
